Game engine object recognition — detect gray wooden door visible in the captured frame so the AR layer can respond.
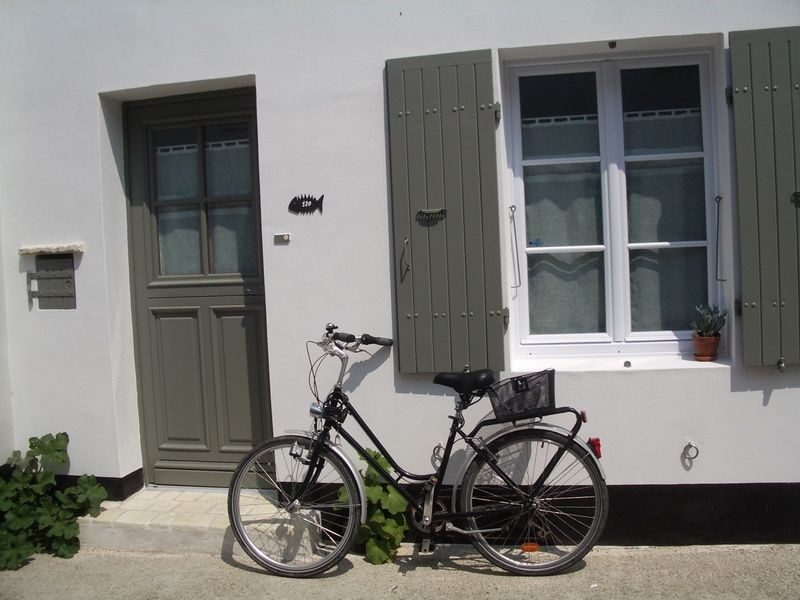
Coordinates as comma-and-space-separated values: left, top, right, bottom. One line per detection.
125, 89, 272, 486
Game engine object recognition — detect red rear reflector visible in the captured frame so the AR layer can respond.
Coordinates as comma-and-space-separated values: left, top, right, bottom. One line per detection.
588, 437, 602, 459
521, 543, 540, 552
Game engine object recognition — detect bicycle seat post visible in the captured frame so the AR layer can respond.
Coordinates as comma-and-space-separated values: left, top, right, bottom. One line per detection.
456, 392, 472, 412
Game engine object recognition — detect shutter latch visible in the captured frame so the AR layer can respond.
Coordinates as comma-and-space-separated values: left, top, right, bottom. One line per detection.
494, 102, 502, 123
502, 307, 510, 328
415, 208, 447, 223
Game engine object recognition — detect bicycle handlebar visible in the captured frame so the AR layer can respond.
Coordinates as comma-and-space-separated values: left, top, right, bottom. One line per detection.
360, 333, 393, 347
332, 332, 356, 343
327, 326, 393, 347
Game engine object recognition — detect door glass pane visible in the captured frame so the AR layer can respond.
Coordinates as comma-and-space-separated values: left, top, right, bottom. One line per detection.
205, 122, 252, 198
519, 72, 599, 160
627, 158, 706, 243
630, 247, 707, 331
209, 205, 256, 274
622, 65, 702, 156
528, 252, 605, 334
154, 128, 200, 202
158, 208, 202, 275
525, 163, 603, 247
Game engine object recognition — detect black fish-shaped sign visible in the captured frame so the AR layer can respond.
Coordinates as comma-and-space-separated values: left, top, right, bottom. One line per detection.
289, 194, 324, 215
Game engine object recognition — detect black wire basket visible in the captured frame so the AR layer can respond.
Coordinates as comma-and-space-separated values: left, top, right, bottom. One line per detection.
488, 369, 555, 421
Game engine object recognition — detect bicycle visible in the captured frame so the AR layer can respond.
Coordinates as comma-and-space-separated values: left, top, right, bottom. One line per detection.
228, 323, 608, 577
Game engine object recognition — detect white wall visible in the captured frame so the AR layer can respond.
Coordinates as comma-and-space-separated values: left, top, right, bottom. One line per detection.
0, 211, 12, 460
1, 0, 799, 484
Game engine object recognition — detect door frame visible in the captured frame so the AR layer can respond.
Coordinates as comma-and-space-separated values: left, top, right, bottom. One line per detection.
123, 87, 271, 486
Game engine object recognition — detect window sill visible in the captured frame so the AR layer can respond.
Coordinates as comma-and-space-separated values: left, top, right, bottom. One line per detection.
509, 354, 732, 374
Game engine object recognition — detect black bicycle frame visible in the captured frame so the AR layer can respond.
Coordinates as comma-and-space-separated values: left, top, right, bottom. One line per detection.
300, 386, 585, 528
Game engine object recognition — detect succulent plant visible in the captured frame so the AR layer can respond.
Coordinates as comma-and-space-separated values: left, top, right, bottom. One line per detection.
691, 304, 728, 337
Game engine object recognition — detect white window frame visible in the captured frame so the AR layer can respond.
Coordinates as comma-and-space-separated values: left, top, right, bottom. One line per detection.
506, 51, 718, 358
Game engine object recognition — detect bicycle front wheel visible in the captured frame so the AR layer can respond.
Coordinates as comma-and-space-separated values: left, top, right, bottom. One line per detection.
459, 428, 608, 575
228, 435, 362, 577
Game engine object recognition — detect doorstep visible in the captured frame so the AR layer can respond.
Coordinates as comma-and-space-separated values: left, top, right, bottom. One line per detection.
78, 486, 235, 555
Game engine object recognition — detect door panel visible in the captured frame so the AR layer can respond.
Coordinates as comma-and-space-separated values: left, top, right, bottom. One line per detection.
151, 307, 208, 451
126, 89, 272, 486
211, 305, 270, 452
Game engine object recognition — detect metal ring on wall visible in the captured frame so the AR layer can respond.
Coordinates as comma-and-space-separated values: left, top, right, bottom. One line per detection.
682, 442, 700, 460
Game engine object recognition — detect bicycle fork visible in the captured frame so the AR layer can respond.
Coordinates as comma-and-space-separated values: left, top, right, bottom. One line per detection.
288, 426, 334, 504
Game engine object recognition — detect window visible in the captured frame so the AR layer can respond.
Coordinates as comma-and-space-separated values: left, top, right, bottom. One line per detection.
153, 120, 257, 277
509, 55, 715, 356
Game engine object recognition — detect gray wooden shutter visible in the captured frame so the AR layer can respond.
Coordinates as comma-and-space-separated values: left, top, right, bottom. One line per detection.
731, 26, 800, 367
386, 50, 504, 373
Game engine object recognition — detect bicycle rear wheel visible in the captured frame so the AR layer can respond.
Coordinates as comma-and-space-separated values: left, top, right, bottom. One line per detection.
459, 428, 608, 575
228, 435, 362, 577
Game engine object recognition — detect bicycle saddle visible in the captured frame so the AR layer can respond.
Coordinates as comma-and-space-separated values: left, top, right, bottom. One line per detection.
432, 369, 496, 396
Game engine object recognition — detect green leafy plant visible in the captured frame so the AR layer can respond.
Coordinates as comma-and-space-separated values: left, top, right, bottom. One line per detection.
347, 448, 409, 565
0, 432, 108, 570
691, 304, 728, 337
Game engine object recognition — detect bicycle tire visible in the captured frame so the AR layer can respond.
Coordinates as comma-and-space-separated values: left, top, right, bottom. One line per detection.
228, 435, 362, 577
459, 428, 608, 575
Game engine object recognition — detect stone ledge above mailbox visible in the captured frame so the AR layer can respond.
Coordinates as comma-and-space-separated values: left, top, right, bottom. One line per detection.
20, 243, 84, 310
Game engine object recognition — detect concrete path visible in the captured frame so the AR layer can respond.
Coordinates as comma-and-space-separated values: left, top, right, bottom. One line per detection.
2, 544, 799, 600
3, 488, 798, 599
77, 487, 231, 555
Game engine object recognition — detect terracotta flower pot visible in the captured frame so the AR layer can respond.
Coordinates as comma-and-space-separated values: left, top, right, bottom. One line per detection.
693, 333, 720, 361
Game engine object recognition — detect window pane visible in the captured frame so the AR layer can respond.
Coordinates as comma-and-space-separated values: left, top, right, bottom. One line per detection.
528, 252, 605, 334
630, 247, 707, 331
154, 128, 200, 202
209, 205, 256, 274
519, 72, 599, 160
158, 208, 201, 275
627, 158, 706, 243
524, 163, 603, 247
622, 65, 702, 155
205, 123, 252, 198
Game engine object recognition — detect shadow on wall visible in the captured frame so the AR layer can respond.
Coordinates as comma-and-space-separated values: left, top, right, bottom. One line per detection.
342, 346, 452, 405
729, 364, 800, 406
341, 346, 393, 393
392, 370, 452, 398
100, 95, 127, 196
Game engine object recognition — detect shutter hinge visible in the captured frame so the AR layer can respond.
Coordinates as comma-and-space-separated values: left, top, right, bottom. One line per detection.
725, 86, 734, 106
494, 102, 502, 123
734, 298, 743, 316
502, 307, 510, 327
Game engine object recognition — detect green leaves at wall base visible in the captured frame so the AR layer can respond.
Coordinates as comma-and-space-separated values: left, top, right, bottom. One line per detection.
0, 433, 108, 570
355, 448, 410, 565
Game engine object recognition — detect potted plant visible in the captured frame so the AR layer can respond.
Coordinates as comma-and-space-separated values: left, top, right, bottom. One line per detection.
691, 304, 728, 361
